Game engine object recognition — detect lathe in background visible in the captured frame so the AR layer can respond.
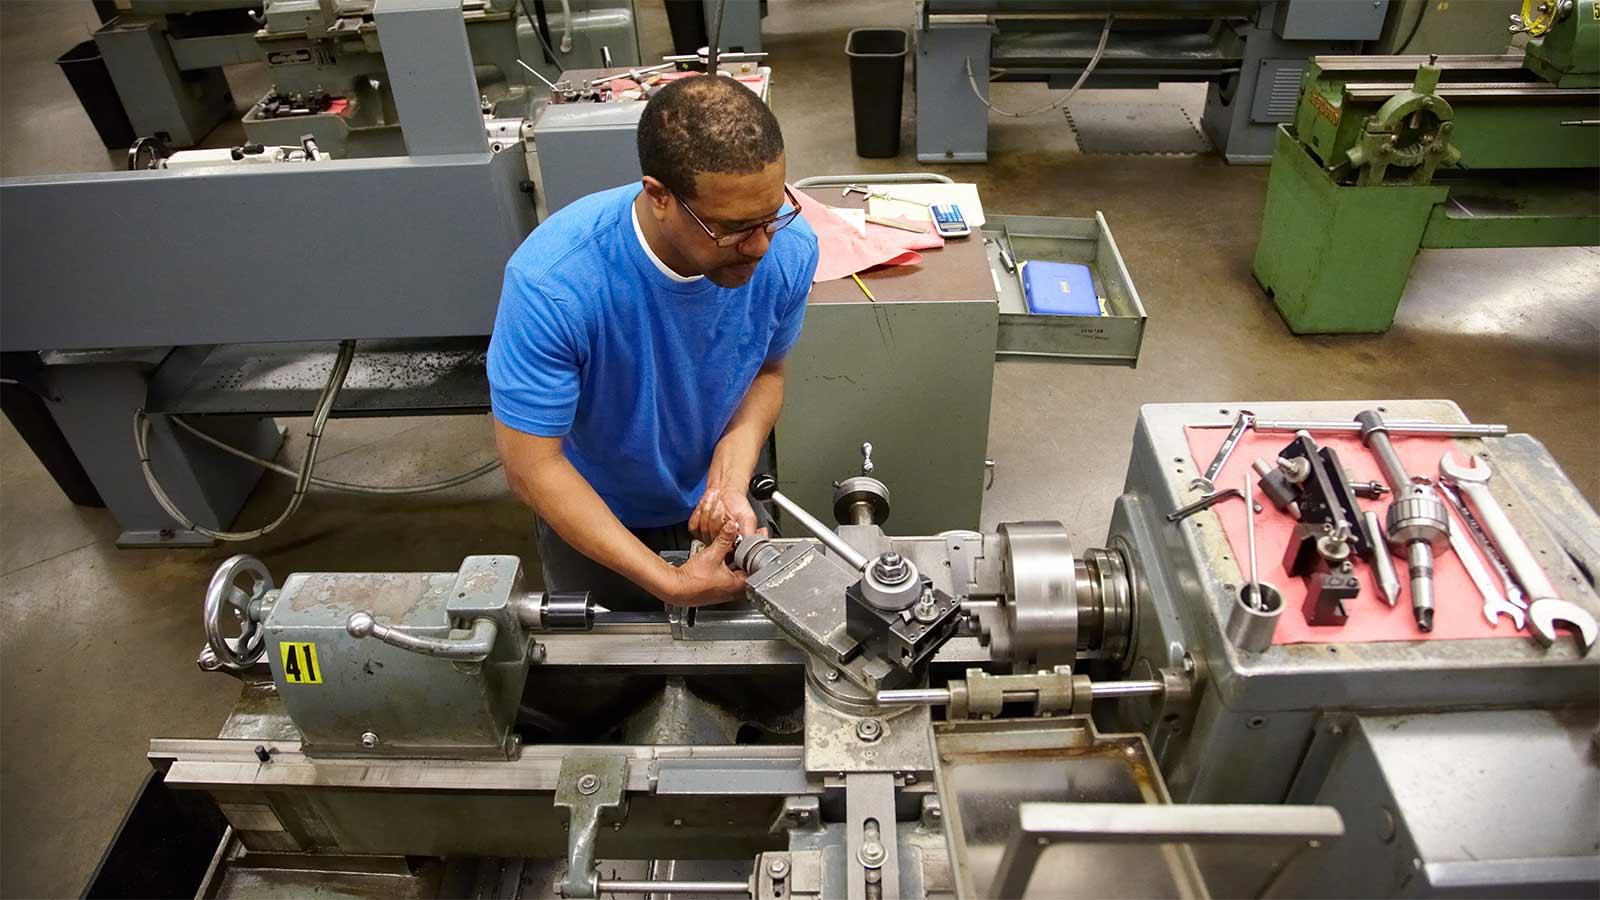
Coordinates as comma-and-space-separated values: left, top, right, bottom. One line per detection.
1252, 0, 1600, 333
78, 0, 640, 154
913, 0, 1522, 164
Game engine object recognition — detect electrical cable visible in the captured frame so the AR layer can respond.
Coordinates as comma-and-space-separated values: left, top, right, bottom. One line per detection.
707, 0, 728, 74
169, 414, 502, 496
963, 14, 1113, 118
135, 340, 354, 542
519, 0, 562, 67
1395, 1, 1429, 54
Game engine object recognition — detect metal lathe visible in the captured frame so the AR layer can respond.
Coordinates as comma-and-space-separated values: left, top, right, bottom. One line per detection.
1252, 0, 1599, 333
94, 401, 1599, 898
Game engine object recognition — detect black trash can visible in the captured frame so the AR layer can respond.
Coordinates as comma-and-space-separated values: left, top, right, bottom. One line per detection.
845, 28, 909, 158
57, 39, 135, 149
664, 0, 711, 57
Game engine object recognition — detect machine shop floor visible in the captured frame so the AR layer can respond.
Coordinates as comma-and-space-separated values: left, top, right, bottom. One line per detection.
1, 2, 1597, 897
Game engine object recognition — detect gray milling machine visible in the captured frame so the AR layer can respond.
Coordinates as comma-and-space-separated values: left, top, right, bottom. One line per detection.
109, 400, 1598, 898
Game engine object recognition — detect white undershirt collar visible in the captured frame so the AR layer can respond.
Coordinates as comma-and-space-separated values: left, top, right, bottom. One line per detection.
632, 199, 703, 283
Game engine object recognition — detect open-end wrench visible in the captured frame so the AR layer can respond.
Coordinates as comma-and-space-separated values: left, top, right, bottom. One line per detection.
1440, 453, 1597, 655
1441, 500, 1525, 630
1190, 410, 1253, 494
1440, 484, 1526, 613
1528, 599, 1598, 653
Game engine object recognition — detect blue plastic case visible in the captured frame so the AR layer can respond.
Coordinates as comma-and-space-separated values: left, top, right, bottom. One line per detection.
1021, 260, 1101, 316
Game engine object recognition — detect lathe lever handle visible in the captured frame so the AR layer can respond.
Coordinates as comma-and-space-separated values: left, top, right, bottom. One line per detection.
346, 612, 498, 662
748, 473, 871, 572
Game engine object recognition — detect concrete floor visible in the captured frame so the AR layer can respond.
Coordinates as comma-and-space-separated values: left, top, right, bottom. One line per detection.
2, 1, 1597, 896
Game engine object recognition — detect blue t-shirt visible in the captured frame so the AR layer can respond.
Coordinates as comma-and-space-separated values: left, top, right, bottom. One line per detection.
488, 184, 819, 527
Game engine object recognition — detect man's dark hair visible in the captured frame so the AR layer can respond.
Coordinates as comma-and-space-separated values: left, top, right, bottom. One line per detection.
638, 75, 784, 200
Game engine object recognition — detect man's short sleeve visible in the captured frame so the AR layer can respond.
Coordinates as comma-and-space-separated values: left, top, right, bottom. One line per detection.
765, 238, 819, 363
488, 266, 583, 437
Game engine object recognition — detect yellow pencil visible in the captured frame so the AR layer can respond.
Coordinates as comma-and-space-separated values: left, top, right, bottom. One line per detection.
850, 272, 876, 302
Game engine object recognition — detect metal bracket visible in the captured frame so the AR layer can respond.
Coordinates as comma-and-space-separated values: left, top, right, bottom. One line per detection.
770, 795, 823, 835
948, 666, 1090, 719
942, 531, 984, 597
845, 772, 901, 900
553, 754, 628, 898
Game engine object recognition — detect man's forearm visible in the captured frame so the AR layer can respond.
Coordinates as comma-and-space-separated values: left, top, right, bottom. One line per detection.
497, 432, 678, 600
707, 363, 785, 491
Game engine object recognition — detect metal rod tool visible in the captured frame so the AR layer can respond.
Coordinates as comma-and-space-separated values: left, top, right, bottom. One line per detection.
1226, 472, 1284, 653
1363, 510, 1402, 607
750, 473, 869, 571
875, 680, 1165, 706
1253, 419, 1508, 438
1357, 411, 1450, 632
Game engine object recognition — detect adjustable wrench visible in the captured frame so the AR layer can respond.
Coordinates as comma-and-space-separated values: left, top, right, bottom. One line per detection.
1440, 453, 1597, 655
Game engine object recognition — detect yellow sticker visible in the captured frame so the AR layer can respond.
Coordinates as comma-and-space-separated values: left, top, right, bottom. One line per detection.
279, 642, 322, 684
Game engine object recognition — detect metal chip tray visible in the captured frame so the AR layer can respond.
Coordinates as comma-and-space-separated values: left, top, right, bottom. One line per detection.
983, 212, 1147, 366
144, 338, 491, 417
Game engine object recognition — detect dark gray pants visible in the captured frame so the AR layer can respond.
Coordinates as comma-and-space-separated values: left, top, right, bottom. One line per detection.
534, 501, 771, 612
535, 517, 693, 612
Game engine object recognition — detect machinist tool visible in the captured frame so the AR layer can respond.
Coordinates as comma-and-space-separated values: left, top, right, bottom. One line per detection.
1253, 459, 1383, 513
841, 184, 932, 206
1363, 511, 1402, 608
1357, 411, 1450, 633
864, 214, 928, 233
1166, 487, 1260, 523
1252, 419, 1508, 438
1253, 432, 1370, 625
1440, 496, 1527, 630
1440, 453, 1598, 655
1226, 470, 1283, 653
1190, 410, 1253, 494
1439, 484, 1528, 613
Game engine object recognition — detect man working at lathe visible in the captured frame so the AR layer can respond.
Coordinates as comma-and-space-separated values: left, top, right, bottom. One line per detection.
488, 75, 819, 610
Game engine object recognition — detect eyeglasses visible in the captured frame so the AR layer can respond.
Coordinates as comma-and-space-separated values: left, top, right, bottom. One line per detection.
676, 185, 803, 248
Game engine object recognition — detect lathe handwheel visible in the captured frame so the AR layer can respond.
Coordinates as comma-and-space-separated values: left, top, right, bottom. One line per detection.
204, 555, 273, 670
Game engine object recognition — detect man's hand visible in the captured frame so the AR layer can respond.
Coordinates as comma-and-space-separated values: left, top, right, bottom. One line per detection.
663, 520, 748, 607
689, 486, 762, 542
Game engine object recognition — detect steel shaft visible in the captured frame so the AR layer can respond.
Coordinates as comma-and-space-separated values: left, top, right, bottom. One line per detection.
597, 880, 750, 895
1252, 419, 1508, 438
875, 679, 1164, 706
766, 488, 870, 572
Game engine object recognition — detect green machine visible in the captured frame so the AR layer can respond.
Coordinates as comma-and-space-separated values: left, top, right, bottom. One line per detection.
1253, 0, 1600, 334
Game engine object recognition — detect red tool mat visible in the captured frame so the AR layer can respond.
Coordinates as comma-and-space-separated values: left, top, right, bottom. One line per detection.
1184, 427, 1517, 645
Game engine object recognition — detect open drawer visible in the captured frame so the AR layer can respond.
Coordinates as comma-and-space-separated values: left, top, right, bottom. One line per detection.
983, 213, 1147, 366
